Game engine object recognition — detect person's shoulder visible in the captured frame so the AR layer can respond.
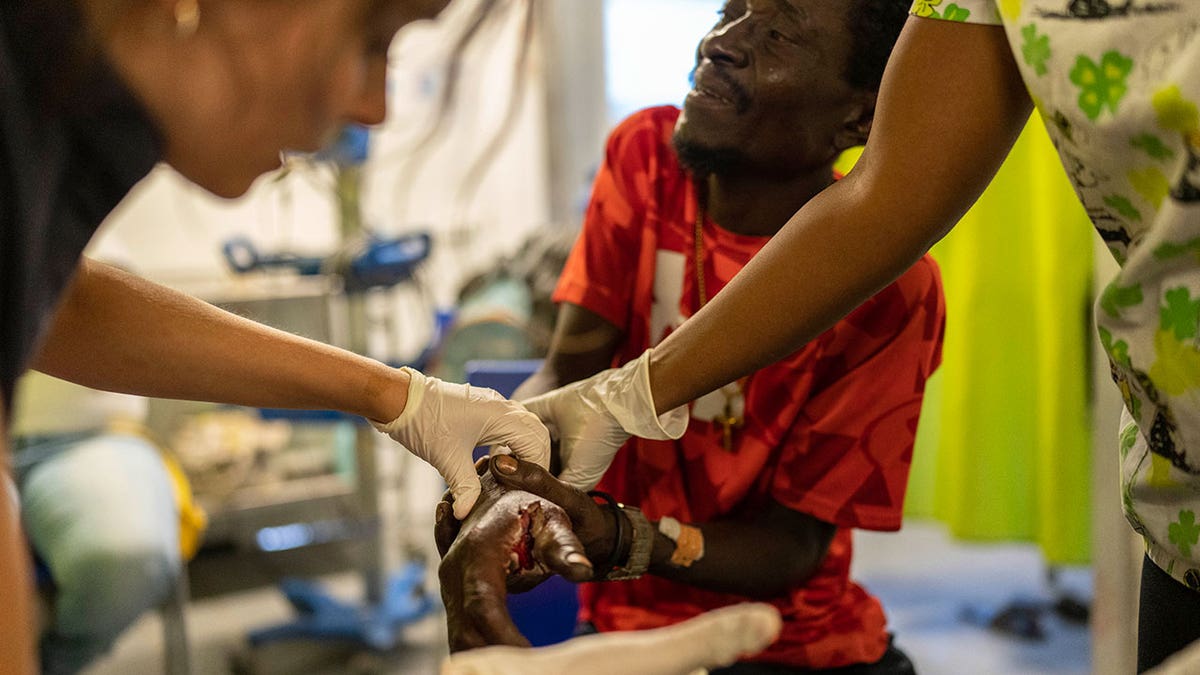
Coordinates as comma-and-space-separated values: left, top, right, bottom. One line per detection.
896, 254, 943, 296
886, 253, 946, 330
606, 105, 680, 160
857, 254, 943, 310
610, 105, 681, 139
837, 255, 943, 340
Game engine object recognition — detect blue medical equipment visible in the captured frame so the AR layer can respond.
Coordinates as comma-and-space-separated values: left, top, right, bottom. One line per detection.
221, 232, 432, 294
246, 561, 433, 651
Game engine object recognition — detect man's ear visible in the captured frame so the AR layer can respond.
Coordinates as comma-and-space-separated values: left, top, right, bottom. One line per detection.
833, 93, 877, 152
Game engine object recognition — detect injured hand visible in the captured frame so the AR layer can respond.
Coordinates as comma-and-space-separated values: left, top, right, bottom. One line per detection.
435, 457, 593, 652
434, 458, 783, 673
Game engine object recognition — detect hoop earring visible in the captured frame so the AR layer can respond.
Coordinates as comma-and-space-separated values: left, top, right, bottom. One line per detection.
175, 0, 200, 37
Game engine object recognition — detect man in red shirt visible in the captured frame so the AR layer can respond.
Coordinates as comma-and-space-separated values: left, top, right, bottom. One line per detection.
504, 1, 943, 672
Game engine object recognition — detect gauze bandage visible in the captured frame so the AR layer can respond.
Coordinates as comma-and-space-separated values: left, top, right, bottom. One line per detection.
440, 602, 782, 675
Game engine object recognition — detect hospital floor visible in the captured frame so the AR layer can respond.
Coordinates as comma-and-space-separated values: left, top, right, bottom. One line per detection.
82, 521, 1091, 675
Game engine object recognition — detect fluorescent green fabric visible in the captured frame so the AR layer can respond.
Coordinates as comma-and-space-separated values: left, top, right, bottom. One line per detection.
842, 120, 1095, 564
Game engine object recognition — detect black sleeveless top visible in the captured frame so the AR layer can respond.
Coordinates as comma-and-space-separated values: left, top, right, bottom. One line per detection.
0, 1, 161, 416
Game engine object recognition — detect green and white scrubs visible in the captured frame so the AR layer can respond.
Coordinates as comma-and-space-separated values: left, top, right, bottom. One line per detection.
910, 0, 1200, 586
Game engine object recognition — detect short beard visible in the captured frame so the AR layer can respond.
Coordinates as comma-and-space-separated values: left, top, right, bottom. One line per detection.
672, 133, 747, 179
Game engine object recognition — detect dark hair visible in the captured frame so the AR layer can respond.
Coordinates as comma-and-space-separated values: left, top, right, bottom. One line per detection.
843, 0, 910, 92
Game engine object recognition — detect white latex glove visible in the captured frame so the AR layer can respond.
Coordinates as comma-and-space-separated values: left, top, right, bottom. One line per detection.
522, 349, 688, 490
374, 368, 550, 519
440, 603, 782, 675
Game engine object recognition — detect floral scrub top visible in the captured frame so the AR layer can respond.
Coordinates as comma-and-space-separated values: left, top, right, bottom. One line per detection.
911, 0, 1200, 587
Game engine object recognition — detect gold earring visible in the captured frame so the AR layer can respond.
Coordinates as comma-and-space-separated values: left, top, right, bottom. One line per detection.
174, 0, 200, 37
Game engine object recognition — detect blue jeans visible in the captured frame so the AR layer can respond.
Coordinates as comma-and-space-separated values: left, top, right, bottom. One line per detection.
16, 432, 181, 675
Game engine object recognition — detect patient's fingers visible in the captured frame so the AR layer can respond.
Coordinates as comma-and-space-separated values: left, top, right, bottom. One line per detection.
463, 563, 530, 649
527, 502, 593, 583
440, 549, 528, 652
490, 455, 592, 523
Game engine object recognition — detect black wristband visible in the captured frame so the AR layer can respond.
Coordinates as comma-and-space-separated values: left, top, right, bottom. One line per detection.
588, 490, 625, 577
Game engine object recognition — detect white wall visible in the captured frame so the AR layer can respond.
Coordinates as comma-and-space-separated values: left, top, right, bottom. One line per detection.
604, 0, 722, 123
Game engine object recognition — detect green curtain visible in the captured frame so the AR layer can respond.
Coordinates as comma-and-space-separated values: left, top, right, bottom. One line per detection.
842, 119, 1096, 565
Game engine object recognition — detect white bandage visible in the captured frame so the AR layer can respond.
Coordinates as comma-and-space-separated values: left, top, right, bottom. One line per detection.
440, 603, 782, 675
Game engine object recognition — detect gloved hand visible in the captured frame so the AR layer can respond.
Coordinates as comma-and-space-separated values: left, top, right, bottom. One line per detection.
439, 602, 783, 675
521, 349, 688, 490
374, 368, 550, 519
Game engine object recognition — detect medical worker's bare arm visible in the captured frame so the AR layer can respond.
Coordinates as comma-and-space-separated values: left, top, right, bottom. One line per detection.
649, 18, 1032, 411
0, 423, 37, 674
34, 260, 551, 516
34, 259, 409, 422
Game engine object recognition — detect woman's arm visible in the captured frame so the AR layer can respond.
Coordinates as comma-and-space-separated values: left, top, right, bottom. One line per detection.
34, 259, 408, 422
0, 421, 37, 674
649, 18, 1031, 411
34, 259, 550, 517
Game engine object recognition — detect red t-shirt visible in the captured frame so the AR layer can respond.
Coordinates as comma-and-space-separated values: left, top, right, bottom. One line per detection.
553, 106, 946, 668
